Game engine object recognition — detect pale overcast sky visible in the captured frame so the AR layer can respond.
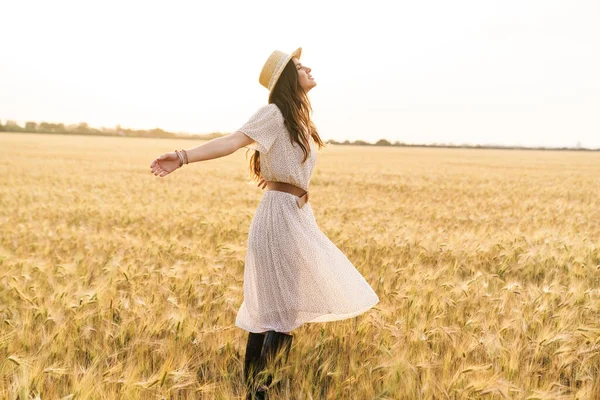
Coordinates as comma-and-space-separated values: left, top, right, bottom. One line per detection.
1, 0, 599, 148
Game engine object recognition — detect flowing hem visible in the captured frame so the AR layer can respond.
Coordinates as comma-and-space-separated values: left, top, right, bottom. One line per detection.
235, 298, 379, 333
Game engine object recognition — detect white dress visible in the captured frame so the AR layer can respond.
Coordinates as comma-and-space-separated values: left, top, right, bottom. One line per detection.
234, 103, 380, 333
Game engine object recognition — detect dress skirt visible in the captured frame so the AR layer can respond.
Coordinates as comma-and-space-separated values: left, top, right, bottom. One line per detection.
235, 190, 380, 333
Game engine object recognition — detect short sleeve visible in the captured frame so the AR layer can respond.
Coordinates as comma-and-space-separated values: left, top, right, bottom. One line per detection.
237, 104, 282, 153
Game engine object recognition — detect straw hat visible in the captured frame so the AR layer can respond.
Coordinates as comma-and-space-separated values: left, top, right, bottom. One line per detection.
259, 47, 302, 92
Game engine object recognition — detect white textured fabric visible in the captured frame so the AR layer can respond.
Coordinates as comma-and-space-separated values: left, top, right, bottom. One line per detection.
235, 103, 380, 333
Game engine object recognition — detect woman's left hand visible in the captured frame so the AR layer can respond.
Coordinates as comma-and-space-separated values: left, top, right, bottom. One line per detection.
150, 152, 180, 177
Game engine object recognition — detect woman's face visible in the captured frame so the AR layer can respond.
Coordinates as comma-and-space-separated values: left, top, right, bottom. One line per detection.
292, 57, 316, 92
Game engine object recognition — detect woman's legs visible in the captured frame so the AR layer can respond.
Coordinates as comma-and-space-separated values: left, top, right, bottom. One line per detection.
244, 332, 267, 390
244, 329, 294, 398
257, 331, 294, 395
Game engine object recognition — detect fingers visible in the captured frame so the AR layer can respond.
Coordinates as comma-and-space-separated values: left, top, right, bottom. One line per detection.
150, 154, 173, 178
150, 161, 160, 174
150, 162, 168, 177
149, 153, 168, 169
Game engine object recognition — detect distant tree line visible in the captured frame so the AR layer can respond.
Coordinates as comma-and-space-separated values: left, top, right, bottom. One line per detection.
0, 120, 224, 140
326, 138, 599, 151
1, 119, 597, 151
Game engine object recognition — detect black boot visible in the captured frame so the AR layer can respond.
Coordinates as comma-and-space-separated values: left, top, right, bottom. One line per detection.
243, 331, 266, 400
255, 331, 294, 398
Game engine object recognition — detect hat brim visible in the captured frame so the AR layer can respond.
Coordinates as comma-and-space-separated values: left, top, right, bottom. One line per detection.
290, 47, 302, 61
265, 47, 303, 92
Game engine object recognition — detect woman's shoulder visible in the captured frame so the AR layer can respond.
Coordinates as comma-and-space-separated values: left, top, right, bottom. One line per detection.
258, 103, 284, 126
262, 102, 281, 114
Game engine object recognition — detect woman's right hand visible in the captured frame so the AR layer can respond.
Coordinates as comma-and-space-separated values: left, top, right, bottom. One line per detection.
150, 152, 180, 177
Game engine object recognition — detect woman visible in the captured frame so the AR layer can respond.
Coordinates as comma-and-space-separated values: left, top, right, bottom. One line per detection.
149, 48, 379, 399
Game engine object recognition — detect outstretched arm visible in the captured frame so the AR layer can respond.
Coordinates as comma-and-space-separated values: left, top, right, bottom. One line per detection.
186, 131, 256, 163
149, 131, 256, 177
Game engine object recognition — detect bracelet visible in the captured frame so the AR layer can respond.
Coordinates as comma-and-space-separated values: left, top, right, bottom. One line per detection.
175, 150, 184, 167
181, 149, 189, 165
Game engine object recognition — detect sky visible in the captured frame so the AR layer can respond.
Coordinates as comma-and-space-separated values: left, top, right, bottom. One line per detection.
1, 0, 599, 148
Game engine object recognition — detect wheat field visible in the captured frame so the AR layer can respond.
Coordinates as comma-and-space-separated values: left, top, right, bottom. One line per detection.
1, 132, 599, 399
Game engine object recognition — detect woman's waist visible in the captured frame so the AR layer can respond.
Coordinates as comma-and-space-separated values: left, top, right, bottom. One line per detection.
265, 180, 307, 195
264, 180, 309, 208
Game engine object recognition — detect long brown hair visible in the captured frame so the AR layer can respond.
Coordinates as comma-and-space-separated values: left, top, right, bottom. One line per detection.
248, 59, 325, 182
